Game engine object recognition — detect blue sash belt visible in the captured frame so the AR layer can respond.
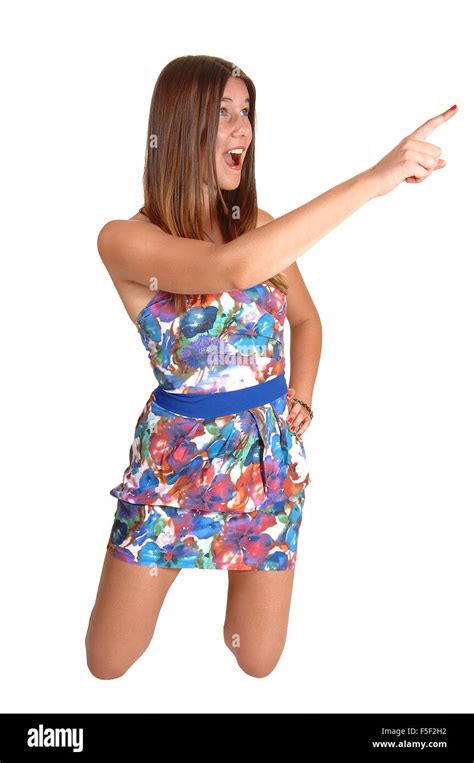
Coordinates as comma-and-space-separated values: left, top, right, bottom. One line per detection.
152, 372, 287, 417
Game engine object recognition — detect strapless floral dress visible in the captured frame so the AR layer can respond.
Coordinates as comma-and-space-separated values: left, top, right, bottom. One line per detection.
106, 281, 311, 570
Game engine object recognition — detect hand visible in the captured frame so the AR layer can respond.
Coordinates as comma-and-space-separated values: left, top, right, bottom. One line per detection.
286, 388, 313, 441
365, 104, 458, 198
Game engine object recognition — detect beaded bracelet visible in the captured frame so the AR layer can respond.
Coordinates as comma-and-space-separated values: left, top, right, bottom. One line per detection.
291, 397, 314, 420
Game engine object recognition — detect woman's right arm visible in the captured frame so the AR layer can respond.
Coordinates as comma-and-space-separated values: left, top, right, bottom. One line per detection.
98, 106, 456, 294
97, 171, 374, 295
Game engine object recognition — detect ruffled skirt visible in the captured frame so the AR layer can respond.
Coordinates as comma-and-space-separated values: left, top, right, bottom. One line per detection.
109, 389, 310, 512
107, 491, 305, 571
106, 388, 311, 570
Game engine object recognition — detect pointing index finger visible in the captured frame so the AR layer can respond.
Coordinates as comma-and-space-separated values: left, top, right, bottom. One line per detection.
409, 105, 458, 141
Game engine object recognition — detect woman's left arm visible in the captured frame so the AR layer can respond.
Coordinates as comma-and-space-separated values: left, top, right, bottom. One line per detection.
284, 261, 323, 440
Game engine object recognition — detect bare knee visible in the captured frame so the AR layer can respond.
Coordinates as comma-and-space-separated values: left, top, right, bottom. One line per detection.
87, 662, 128, 680
85, 633, 147, 680
223, 624, 286, 678
237, 652, 282, 678
86, 653, 130, 680
85, 643, 130, 680
235, 644, 285, 677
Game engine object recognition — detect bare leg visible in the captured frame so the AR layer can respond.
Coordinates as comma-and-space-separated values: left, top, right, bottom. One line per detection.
85, 550, 182, 679
223, 568, 296, 678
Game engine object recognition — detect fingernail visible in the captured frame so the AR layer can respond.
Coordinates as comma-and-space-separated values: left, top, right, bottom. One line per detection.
288, 417, 293, 423
290, 426, 295, 431
449, 104, 457, 111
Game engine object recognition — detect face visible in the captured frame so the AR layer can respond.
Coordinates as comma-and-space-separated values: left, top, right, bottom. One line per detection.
212, 76, 252, 190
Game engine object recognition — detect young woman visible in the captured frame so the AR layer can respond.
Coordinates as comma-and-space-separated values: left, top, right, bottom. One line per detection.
85, 55, 457, 680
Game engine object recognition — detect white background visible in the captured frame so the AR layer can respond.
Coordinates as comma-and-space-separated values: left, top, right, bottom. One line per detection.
1, 0, 472, 714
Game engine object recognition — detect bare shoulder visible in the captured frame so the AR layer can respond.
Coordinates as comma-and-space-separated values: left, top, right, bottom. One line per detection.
256, 208, 274, 227
97, 214, 159, 265
96, 212, 165, 324
97, 219, 123, 261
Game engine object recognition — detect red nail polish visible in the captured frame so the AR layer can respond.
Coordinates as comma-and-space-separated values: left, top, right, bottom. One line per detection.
288, 417, 293, 423
290, 426, 295, 431
449, 104, 457, 111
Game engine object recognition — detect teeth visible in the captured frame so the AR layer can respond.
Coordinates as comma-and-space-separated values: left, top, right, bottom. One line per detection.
227, 148, 244, 154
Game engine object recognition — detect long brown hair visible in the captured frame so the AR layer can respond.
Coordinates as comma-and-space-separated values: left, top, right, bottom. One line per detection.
139, 54, 288, 315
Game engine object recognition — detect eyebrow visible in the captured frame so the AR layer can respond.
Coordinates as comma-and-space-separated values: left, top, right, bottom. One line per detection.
220, 97, 250, 103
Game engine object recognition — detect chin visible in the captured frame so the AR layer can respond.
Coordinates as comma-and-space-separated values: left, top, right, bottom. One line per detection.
218, 175, 241, 191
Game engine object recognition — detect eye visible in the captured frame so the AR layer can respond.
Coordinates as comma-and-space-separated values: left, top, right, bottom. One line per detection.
219, 107, 250, 117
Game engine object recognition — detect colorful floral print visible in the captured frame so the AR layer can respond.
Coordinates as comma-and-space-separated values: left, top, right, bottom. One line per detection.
108, 491, 305, 571
107, 282, 311, 569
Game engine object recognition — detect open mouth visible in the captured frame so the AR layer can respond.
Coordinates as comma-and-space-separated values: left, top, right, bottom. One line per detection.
223, 148, 244, 170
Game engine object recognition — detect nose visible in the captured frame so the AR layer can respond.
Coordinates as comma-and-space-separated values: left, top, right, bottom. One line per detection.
231, 116, 251, 138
